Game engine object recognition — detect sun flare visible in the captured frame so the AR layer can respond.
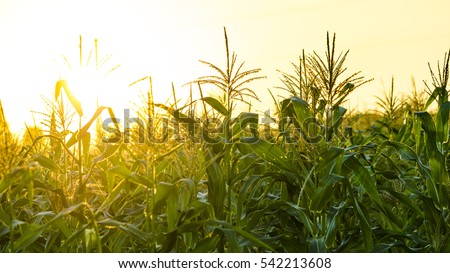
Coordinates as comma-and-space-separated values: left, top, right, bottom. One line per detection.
54, 36, 125, 125
64, 67, 103, 116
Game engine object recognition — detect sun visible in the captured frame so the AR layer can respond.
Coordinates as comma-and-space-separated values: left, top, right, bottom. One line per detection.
63, 66, 104, 117
56, 36, 122, 122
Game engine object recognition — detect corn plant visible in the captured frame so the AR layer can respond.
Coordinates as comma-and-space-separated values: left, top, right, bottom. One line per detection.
3, 31, 450, 253
375, 77, 405, 140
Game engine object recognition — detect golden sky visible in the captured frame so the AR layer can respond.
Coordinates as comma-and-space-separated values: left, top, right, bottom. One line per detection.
1, 0, 450, 133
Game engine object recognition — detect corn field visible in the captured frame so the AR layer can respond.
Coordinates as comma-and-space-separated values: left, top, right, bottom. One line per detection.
1, 29, 450, 253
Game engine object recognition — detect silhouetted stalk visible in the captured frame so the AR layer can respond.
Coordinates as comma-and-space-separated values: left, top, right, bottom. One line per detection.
78, 117, 84, 198
171, 82, 180, 139
198, 83, 208, 127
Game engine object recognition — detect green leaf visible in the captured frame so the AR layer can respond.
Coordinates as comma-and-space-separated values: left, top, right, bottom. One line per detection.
421, 196, 446, 234
93, 144, 121, 164
12, 199, 29, 209
31, 154, 61, 172
377, 141, 433, 184
231, 112, 259, 140
309, 237, 326, 253
309, 174, 344, 212
204, 148, 226, 219
415, 112, 447, 180
155, 103, 197, 124
241, 137, 299, 175
328, 105, 347, 139
177, 219, 275, 252
60, 224, 89, 251
175, 179, 194, 212
14, 203, 87, 252
325, 201, 346, 248
247, 201, 315, 236
425, 87, 447, 109
281, 96, 312, 123
236, 175, 262, 226
343, 155, 383, 209
153, 182, 176, 212
202, 97, 228, 116
353, 199, 373, 251
193, 236, 220, 252
415, 111, 448, 206
436, 102, 450, 143
96, 179, 127, 213
378, 186, 423, 216
317, 147, 345, 175
372, 242, 404, 253
222, 229, 241, 252
119, 223, 151, 242
51, 218, 73, 239
108, 165, 150, 188
13, 223, 45, 252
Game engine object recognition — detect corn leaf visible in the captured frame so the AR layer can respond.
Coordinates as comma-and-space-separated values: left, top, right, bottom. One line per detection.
78, 106, 118, 141
55, 80, 83, 117
309, 174, 344, 212
241, 137, 299, 175
93, 144, 121, 164
201, 97, 228, 116
353, 199, 373, 252
31, 154, 60, 172
343, 155, 384, 209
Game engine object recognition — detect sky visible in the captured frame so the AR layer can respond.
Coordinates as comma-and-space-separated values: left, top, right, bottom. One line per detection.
1, 0, 450, 134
